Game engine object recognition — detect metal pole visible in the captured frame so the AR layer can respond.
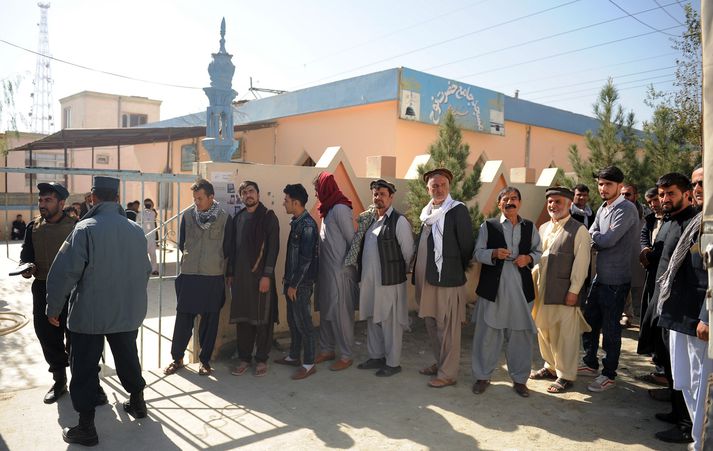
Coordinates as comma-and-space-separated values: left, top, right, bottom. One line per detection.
139, 179, 145, 368
157, 180, 163, 368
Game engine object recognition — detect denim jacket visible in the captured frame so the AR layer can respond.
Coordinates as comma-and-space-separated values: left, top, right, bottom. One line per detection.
284, 210, 319, 289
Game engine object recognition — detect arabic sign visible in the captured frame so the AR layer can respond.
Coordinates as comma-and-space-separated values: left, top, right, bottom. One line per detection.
398, 68, 505, 136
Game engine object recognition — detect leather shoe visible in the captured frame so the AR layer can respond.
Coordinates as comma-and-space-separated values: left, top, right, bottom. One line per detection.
314, 352, 336, 364
655, 412, 678, 424
375, 365, 401, 377
472, 380, 490, 394
62, 425, 99, 447
291, 366, 317, 380
428, 378, 457, 388
513, 382, 530, 398
274, 356, 301, 367
123, 391, 147, 419
655, 425, 693, 443
357, 358, 386, 370
44, 382, 67, 404
329, 359, 353, 371
95, 386, 108, 406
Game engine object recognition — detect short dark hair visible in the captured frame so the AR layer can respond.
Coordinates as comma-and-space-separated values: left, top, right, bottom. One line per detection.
596, 166, 624, 183
94, 188, 118, 202
16, 214, 22, 218
656, 172, 691, 192
644, 187, 658, 199
283, 184, 308, 206
239, 181, 259, 194
497, 186, 521, 203
622, 183, 637, 194
574, 184, 590, 193
191, 178, 215, 197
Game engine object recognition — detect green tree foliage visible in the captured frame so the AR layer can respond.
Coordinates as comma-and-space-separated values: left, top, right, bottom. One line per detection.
568, 79, 645, 209
405, 109, 483, 236
641, 104, 698, 183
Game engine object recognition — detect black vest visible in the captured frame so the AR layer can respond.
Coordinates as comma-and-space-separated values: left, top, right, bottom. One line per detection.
475, 218, 535, 303
359, 210, 407, 286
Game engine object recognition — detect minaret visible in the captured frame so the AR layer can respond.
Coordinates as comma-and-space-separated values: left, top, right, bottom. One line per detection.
202, 18, 238, 162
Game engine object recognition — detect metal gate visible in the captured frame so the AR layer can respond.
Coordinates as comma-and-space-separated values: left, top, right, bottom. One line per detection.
1, 166, 197, 369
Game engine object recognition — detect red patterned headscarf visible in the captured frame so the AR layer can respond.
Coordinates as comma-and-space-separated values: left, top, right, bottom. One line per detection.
315, 171, 352, 218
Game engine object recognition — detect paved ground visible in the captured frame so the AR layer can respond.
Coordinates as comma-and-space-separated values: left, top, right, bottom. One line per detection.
0, 242, 683, 450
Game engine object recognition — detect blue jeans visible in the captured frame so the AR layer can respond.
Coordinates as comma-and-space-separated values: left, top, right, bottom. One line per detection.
285, 285, 316, 365
582, 280, 630, 379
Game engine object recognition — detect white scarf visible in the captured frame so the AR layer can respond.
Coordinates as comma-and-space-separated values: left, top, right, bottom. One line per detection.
419, 194, 463, 280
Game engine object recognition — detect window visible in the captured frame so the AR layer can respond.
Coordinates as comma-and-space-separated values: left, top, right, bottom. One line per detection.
230, 138, 243, 161
25, 152, 64, 185
121, 113, 148, 128
62, 107, 71, 128
181, 144, 197, 171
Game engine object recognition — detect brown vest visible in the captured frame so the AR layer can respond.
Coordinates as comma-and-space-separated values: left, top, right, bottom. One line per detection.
180, 208, 228, 276
543, 218, 585, 306
32, 214, 76, 280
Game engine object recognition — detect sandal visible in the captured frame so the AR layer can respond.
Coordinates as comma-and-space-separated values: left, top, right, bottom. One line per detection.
635, 372, 668, 387
164, 359, 184, 375
419, 364, 438, 376
199, 363, 212, 376
547, 378, 573, 394
254, 363, 268, 377
530, 367, 557, 380
231, 362, 251, 376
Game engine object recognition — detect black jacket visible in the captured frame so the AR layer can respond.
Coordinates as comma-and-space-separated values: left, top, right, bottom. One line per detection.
412, 204, 474, 287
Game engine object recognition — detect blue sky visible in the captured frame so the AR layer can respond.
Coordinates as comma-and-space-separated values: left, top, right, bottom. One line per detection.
0, 0, 699, 133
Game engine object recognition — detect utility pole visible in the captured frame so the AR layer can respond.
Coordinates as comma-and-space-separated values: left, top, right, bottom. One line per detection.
29, 2, 54, 135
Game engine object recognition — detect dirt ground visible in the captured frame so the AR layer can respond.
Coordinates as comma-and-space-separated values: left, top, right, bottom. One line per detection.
0, 241, 683, 450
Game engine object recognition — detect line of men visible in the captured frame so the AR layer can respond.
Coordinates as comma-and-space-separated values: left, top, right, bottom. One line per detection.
20, 165, 711, 448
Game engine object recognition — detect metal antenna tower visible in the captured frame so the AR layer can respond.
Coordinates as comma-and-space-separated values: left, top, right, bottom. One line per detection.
30, 2, 54, 134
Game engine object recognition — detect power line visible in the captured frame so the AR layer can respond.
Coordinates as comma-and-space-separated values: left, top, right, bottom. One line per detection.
288, 0, 582, 90
453, 25, 682, 80
302, 0, 492, 67
654, 0, 684, 25
608, 0, 678, 36
490, 52, 675, 91
523, 65, 675, 95
0, 38, 203, 90
424, 1, 678, 72
540, 78, 675, 105
529, 73, 674, 102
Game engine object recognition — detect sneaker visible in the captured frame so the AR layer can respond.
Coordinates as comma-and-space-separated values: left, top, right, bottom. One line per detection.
588, 374, 615, 392
577, 364, 598, 377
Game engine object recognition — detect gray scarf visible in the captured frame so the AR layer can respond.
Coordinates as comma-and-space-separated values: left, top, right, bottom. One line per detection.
656, 211, 702, 314
194, 201, 221, 230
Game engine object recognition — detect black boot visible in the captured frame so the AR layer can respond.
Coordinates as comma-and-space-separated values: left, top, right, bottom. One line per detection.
62, 411, 98, 446
123, 391, 147, 419
44, 373, 67, 404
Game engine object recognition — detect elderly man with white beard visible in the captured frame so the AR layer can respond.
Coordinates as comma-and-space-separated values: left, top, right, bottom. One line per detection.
530, 187, 591, 394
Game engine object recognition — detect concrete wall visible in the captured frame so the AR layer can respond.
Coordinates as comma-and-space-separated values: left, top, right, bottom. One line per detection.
58, 91, 161, 129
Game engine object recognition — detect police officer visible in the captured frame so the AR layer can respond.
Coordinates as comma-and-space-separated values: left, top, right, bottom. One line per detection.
19, 182, 76, 404
47, 176, 151, 446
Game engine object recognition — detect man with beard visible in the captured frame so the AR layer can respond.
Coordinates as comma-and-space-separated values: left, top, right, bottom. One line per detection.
164, 179, 231, 377
578, 166, 639, 392
530, 187, 591, 394
19, 182, 78, 404
414, 168, 474, 388
570, 184, 595, 227
229, 181, 280, 377
620, 184, 646, 328
472, 186, 541, 397
355, 179, 414, 377
653, 169, 707, 446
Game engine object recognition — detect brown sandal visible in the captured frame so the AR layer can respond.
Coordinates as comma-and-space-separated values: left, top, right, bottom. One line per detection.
199, 363, 212, 376
547, 378, 572, 393
530, 367, 557, 380
254, 363, 268, 377
231, 362, 250, 376
164, 360, 184, 375
419, 364, 438, 376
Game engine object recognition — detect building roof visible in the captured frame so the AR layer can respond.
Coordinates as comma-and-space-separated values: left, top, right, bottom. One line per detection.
58, 90, 163, 105
9, 122, 276, 151
146, 67, 604, 136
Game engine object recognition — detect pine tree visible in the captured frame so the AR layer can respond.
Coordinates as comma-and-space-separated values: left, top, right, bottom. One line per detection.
568, 79, 645, 209
405, 109, 483, 236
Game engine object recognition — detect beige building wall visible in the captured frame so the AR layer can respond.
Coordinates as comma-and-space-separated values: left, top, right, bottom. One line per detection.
58, 91, 161, 129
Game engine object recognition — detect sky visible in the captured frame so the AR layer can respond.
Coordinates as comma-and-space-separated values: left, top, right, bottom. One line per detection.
0, 0, 700, 134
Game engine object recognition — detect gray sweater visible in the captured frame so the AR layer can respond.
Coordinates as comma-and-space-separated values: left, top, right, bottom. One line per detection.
589, 196, 639, 285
